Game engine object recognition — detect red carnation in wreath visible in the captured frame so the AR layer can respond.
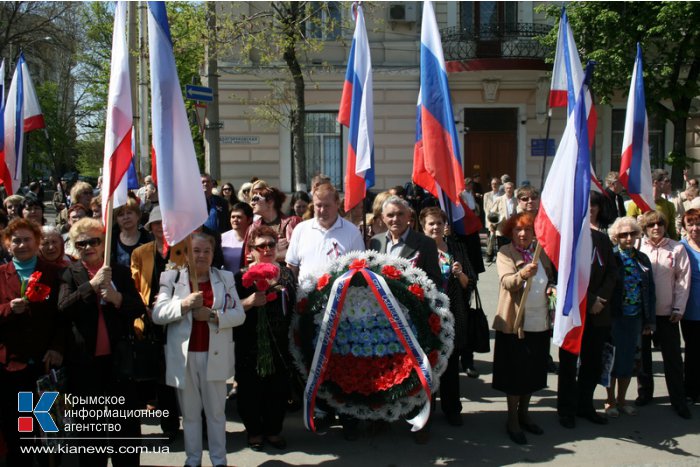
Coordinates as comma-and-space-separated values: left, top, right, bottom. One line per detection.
408, 284, 425, 301
428, 313, 441, 335
381, 265, 402, 280
316, 273, 332, 291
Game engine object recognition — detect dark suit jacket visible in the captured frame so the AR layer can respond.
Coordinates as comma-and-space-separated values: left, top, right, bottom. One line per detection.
0, 259, 66, 365
368, 229, 442, 287
58, 262, 145, 363
587, 229, 618, 327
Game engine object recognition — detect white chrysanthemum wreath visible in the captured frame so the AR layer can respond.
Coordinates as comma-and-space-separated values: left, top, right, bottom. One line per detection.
290, 250, 453, 422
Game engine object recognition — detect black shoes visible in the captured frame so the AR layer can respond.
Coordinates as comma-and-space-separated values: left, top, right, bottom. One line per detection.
577, 410, 608, 425
507, 428, 527, 445
558, 415, 576, 429
676, 405, 692, 420
266, 435, 287, 449
445, 412, 464, 426
520, 421, 544, 435
635, 396, 653, 407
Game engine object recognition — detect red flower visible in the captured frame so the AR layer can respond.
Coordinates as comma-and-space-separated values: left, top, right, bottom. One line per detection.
428, 313, 441, 335
24, 272, 50, 302
316, 273, 332, 291
408, 284, 425, 301
381, 265, 402, 280
242, 263, 279, 288
296, 298, 309, 314
428, 350, 439, 367
349, 258, 368, 270
265, 292, 278, 302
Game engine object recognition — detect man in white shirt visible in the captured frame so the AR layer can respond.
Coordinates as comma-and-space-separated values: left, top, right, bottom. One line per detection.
490, 181, 517, 248
286, 182, 365, 280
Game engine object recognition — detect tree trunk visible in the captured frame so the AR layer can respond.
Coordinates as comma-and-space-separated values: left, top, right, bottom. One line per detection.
669, 115, 688, 189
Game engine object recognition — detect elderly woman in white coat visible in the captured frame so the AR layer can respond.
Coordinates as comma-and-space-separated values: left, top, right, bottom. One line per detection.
153, 232, 245, 467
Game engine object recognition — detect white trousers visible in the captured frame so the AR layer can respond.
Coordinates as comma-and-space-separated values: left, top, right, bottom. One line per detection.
177, 351, 228, 466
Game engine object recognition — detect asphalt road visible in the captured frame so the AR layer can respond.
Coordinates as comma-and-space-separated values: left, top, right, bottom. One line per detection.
11, 211, 700, 466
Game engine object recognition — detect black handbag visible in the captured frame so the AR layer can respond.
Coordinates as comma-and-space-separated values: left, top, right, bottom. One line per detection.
113, 315, 162, 382
466, 287, 491, 353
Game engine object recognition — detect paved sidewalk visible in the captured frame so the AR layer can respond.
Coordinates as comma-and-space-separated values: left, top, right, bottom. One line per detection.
134, 260, 699, 466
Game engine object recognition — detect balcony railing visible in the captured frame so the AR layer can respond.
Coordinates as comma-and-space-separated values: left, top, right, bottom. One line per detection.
440, 23, 553, 61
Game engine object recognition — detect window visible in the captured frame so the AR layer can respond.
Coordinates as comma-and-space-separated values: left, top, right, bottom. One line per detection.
307, 2, 341, 41
303, 112, 343, 189
460, 1, 518, 35
611, 109, 666, 171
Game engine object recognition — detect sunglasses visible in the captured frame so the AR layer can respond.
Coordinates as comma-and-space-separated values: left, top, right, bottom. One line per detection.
253, 242, 276, 252
251, 195, 267, 203
647, 221, 665, 228
222, 187, 232, 192
74, 237, 102, 249
618, 232, 637, 238
519, 196, 538, 202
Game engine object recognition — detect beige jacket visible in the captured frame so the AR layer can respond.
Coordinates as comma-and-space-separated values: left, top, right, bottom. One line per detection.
492, 243, 556, 334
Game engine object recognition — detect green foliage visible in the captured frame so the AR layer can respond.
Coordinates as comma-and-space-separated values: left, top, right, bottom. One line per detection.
538, 2, 700, 117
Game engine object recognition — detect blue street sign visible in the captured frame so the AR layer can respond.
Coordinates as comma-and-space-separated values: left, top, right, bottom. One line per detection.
186, 85, 214, 102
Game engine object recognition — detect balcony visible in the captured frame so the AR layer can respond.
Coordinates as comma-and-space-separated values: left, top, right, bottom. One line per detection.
441, 23, 553, 70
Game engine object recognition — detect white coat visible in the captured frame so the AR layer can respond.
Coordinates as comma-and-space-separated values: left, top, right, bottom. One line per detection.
153, 267, 245, 389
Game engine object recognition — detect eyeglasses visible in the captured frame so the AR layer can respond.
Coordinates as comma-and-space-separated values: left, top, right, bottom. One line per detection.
647, 221, 665, 228
618, 232, 637, 238
222, 187, 232, 192
519, 197, 538, 202
251, 195, 267, 203
74, 237, 102, 249
253, 242, 276, 252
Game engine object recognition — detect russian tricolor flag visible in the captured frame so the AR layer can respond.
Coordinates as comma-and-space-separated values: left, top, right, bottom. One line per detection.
535, 64, 595, 356
3, 53, 45, 195
148, 1, 207, 246
413, 1, 466, 221
619, 44, 653, 213
0, 59, 11, 196
101, 1, 133, 223
338, 3, 374, 213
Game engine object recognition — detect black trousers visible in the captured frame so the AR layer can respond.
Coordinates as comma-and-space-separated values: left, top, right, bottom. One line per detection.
236, 364, 289, 437
439, 350, 462, 416
681, 320, 700, 400
637, 317, 686, 409
557, 325, 610, 417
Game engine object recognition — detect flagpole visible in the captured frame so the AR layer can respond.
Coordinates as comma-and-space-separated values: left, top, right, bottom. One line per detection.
186, 234, 199, 293
539, 109, 552, 192
103, 197, 114, 268
513, 243, 542, 339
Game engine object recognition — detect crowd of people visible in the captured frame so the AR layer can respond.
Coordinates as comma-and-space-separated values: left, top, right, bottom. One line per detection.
0, 168, 698, 465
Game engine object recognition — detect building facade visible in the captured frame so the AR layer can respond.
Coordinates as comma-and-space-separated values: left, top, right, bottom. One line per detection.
212, 1, 700, 193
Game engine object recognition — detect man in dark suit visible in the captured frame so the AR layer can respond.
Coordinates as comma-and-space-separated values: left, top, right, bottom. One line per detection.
368, 196, 441, 444
603, 171, 626, 224
368, 196, 441, 287
557, 227, 617, 428
201, 173, 230, 233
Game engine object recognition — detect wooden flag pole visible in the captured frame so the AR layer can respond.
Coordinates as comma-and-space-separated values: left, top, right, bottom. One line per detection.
513, 243, 542, 339
186, 234, 199, 293
103, 197, 114, 268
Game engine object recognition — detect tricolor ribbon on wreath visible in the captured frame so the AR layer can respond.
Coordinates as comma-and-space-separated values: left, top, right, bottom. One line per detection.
303, 261, 433, 433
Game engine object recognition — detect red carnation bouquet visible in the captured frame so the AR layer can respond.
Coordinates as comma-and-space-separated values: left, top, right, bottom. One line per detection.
242, 263, 283, 376
22, 271, 51, 302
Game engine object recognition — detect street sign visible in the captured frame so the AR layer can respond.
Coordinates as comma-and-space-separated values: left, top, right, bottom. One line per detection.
186, 84, 213, 102
194, 103, 207, 135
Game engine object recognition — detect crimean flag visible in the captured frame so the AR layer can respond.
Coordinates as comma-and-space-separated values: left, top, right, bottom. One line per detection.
3, 53, 45, 194
338, 3, 374, 213
535, 63, 595, 355
619, 44, 654, 213
413, 0, 465, 222
101, 1, 133, 223
148, 1, 207, 246
548, 7, 601, 191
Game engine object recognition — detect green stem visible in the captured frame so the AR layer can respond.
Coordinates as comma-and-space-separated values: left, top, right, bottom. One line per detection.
256, 305, 275, 377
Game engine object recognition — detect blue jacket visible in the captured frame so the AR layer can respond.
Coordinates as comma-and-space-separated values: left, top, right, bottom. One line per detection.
611, 246, 656, 331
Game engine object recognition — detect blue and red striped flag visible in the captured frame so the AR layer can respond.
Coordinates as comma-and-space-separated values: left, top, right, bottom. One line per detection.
338, 3, 374, 212
0, 59, 11, 196
619, 44, 653, 213
413, 1, 471, 229
549, 8, 603, 193
101, 1, 133, 223
148, 1, 207, 246
3, 54, 45, 195
535, 63, 595, 355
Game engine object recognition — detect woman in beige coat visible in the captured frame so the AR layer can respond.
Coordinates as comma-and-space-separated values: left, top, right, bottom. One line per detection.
492, 213, 556, 445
